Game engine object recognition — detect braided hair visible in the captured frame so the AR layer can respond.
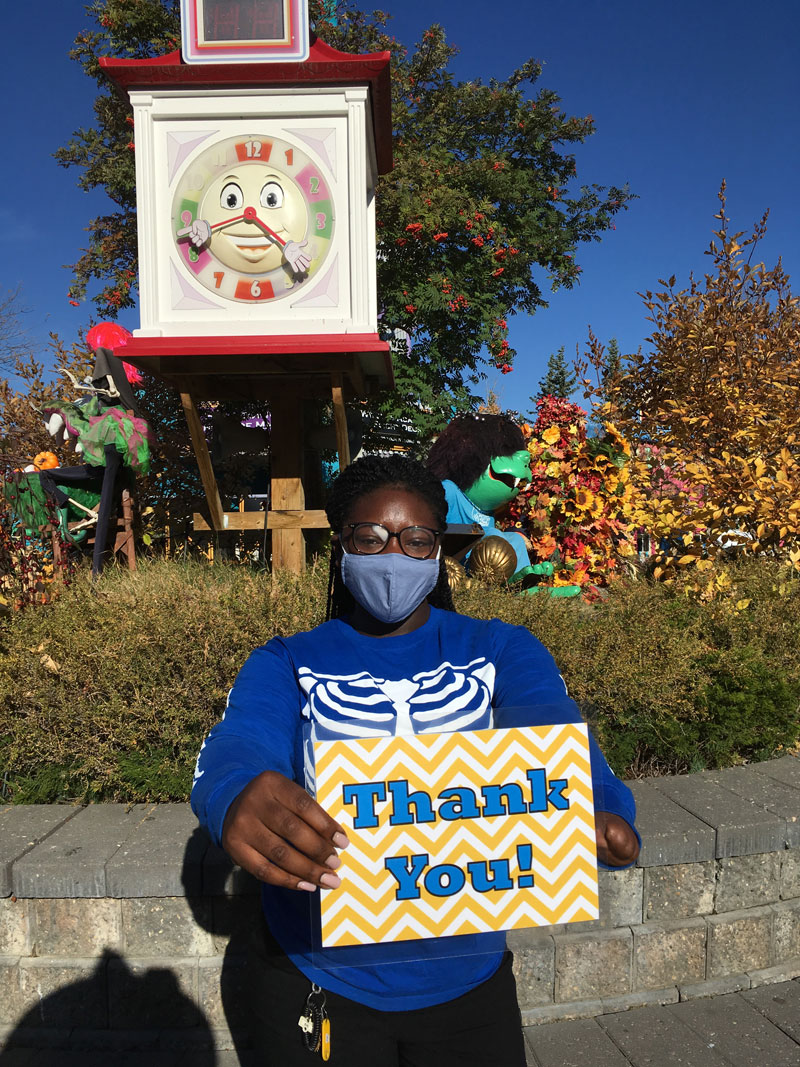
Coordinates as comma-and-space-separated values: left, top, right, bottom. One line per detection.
324, 455, 455, 621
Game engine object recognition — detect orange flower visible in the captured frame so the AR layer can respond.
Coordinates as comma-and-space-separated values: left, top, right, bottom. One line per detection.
541, 425, 560, 446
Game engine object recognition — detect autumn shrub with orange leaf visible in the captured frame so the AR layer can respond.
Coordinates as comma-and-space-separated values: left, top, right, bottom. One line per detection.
499, 394, 645, 590
578, 184, 800, 588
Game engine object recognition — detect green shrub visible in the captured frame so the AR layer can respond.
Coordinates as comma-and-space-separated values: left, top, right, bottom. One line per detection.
0, 558, 329, 803
1, 556, 798, 802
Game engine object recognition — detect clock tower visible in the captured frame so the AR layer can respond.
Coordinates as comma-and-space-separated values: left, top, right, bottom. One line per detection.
101, 2, 393, 571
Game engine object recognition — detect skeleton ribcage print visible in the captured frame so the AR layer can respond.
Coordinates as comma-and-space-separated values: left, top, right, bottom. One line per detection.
299, 658, 497, 789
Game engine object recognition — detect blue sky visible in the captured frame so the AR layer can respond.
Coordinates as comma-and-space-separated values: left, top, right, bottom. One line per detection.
2, 0, 799, 418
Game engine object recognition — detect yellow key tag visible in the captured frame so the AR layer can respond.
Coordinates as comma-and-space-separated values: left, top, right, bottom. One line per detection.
321, 1015, 331, 1061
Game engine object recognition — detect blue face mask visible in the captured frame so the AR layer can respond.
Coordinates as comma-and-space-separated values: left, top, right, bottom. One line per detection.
340, 551, 441, 624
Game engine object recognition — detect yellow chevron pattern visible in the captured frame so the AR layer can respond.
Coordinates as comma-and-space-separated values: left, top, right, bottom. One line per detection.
314, 724, 598, 947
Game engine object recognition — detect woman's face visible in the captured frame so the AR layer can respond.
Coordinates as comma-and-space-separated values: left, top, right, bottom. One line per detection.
338, 486, 441, 635
340, 487, 440, 556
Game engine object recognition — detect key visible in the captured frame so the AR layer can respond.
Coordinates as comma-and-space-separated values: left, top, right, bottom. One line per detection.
299, 985, 326, 1053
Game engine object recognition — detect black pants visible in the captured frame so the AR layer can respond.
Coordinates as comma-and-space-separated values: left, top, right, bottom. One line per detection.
247, 921, 528, 1066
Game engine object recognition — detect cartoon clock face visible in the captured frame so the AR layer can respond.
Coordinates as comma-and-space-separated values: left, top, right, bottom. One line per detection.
172, 133, 335, 303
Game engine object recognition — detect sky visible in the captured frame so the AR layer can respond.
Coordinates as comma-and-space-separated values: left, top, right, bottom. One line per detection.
2, 0, 799, 417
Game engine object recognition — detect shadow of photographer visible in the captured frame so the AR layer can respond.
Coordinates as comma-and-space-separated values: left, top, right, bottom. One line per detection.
0, 945, 217, 1064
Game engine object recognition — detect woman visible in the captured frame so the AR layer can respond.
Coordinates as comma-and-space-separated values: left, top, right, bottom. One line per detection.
191, 455, 639, 1065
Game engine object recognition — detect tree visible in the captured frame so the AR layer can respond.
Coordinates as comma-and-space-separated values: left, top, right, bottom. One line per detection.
0, 336, 92, 473
601, 337, 620, 396
534, 346, 577, 401
579, 184, 800, 574
57, 0, 633, 440
0, 288, 34, 372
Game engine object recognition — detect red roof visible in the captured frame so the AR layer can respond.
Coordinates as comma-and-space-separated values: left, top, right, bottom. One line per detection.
100, 36, 393, 174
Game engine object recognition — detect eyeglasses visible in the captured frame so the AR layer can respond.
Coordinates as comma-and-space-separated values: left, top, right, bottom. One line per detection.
342, 523, 442, 559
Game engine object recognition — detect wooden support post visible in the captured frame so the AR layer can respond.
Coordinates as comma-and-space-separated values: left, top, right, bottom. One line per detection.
51, 529, 62, 573
331, 372, 351, 472
270, 390, 306, 573
115, 488, 137, 571
180, 392, 225, 531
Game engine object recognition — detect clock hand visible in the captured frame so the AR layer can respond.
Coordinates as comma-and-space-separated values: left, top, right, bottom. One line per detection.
176, 209, 309, 273
241, 206, 287, 246
176, 216, 247, 240
178, 209, 284, 243
240, 208, 310, 273
209, 215, 248, 233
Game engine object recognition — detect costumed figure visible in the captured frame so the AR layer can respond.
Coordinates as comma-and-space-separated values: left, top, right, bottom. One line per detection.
3, 324, 153, 577
426, 413, 562, 591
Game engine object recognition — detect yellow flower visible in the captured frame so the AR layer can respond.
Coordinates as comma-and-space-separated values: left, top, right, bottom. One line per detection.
573, 487, 596, 511
542, 425, 560, 445
545, 461, 561, 479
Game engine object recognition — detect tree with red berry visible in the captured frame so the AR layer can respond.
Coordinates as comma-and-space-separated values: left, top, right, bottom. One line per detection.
56, 0, 633, 441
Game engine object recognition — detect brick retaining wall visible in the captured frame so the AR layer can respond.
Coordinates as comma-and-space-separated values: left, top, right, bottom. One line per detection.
1, 756, 799, 1053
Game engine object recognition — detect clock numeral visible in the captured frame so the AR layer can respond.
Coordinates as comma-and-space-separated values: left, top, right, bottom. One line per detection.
285, 148, 293, 167
235, 278, 275, 301
213, 271, 224, 289
236, 140, 272, 162
309, 176, 320, 194
316, 213, 327, 230
189, 248, 199, 263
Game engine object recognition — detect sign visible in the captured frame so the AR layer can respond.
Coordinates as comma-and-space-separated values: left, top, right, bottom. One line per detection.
314, 724, 599, 948
181, 0, 310, 63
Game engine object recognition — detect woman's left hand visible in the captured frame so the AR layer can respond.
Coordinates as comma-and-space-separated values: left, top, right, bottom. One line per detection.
595, 811, 640, 867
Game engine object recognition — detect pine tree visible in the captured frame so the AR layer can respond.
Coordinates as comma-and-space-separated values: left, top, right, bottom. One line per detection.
535, 346, 577, 400
603, 338, 621, 389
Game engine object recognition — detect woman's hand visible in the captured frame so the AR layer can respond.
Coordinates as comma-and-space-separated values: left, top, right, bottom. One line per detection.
595, 811, 640, 867
222, 770, 350, 892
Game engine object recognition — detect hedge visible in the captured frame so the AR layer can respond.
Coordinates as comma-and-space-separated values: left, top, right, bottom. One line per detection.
1, 558, 798, 803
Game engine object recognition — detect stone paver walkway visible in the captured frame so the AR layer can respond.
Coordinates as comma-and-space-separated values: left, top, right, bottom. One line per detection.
524, 978, 800, 1067
1, 980, 799, 1065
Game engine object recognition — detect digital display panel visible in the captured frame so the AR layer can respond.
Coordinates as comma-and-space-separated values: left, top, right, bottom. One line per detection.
181, 0, 309, 62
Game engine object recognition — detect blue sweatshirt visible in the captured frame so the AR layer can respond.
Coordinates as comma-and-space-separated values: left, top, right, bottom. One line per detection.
191, 607, 638, 1011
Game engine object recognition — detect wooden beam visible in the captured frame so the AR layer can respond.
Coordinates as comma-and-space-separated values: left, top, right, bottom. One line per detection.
331, 372, 351, 472
193, 510, 330, 532
180, 392, 225, 532
270, 391, 306, 572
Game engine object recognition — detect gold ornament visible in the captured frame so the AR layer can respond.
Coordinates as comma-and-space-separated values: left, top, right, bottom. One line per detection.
469, 535, 517, 582
444, 555, 467, 593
